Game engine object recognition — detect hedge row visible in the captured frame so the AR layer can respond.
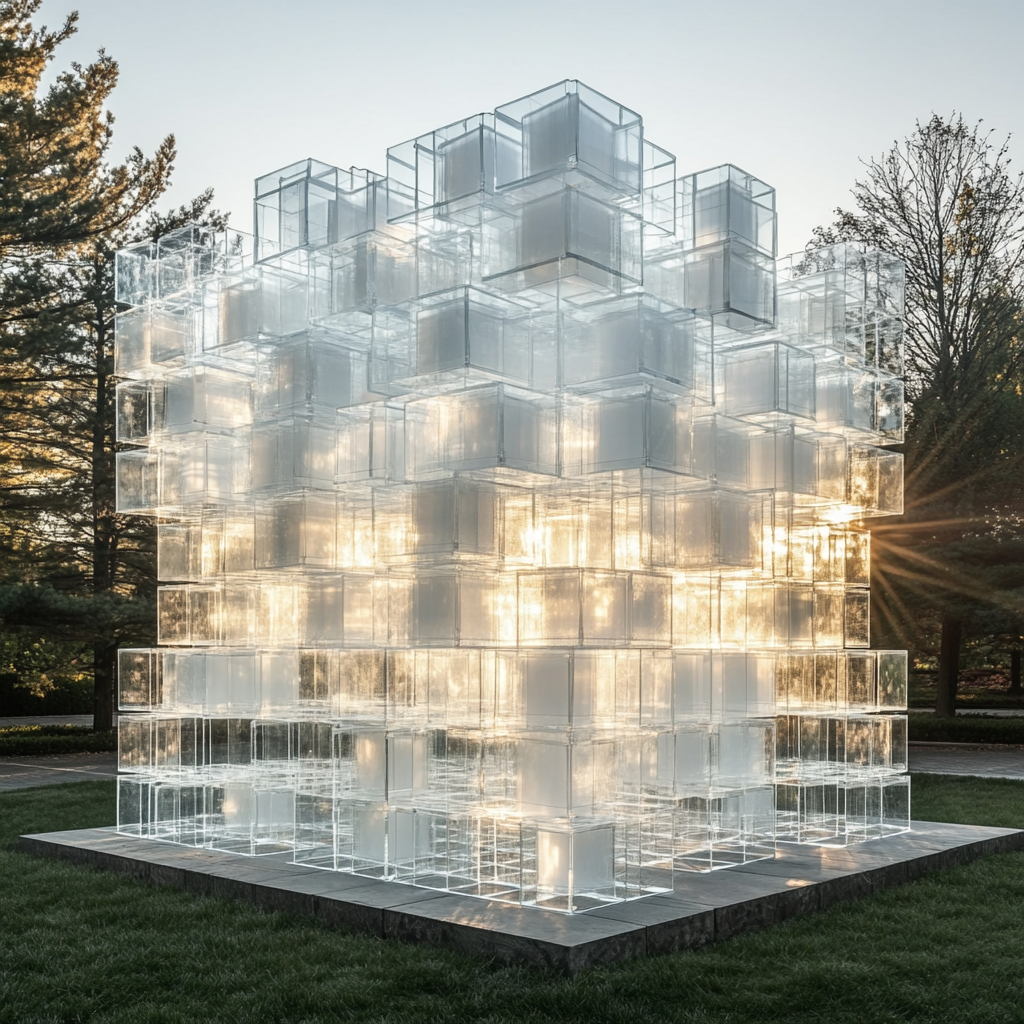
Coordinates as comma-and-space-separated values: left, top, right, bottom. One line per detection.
0, 725, 116, 757
907, 713, 1024, 746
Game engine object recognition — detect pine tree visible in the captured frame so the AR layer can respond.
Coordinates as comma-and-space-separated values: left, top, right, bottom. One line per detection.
0, 2, 223, 729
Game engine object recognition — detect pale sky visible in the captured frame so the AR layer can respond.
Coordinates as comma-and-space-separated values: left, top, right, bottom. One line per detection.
40, 0, 1024, 256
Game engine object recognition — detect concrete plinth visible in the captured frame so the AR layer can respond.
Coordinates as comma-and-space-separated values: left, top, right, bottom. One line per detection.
19, 822, 1023, 974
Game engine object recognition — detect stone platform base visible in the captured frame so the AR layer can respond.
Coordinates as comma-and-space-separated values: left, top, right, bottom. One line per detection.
19, 822, 1024, 974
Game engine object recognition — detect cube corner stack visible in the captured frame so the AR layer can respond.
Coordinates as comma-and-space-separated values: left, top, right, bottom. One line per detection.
114, 80, 909, 913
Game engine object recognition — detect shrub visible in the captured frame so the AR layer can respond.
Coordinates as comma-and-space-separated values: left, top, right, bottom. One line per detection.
908, 713, 1024, 746
0, 724, 115, 756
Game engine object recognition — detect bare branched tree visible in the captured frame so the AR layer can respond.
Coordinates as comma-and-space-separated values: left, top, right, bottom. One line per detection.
810, 114, 1024, 716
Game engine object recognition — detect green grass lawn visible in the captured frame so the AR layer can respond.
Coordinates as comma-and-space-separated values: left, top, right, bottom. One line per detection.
3, 777, 1024, 1023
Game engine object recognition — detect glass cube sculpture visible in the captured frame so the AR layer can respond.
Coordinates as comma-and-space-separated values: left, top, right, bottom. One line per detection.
114, 80, 909, 914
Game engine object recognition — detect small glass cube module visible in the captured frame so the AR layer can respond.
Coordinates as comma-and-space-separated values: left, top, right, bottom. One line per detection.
113, 80, 909, 914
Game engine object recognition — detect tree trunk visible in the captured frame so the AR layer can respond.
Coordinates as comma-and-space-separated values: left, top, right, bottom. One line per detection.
93, 641, 116, 732
1010, 649, 1022, 696
935, 618, 962, 717
92, 309, 118, 733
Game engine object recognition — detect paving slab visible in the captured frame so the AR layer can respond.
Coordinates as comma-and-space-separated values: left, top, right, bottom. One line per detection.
0, 753, 118, 790
908, 743, 1024, 779
379, 893, 647, 971
0, 716, 107, 727
19, 820, 1024, 974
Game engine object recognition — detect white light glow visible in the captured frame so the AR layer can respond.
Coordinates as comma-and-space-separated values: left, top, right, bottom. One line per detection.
113, 81, 910, 913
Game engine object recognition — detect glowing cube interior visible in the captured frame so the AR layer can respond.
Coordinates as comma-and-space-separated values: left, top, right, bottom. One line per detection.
114, 80, 909, 913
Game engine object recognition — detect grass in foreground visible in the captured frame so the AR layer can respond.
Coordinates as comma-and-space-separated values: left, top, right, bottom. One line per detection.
2, 776, 1024, 1024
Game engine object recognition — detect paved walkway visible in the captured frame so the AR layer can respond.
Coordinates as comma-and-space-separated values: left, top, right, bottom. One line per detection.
0, 752, 118, 791
908, 743, 1024, 780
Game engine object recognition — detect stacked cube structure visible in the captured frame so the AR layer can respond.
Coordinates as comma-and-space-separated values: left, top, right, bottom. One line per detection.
115, 81, 910, 913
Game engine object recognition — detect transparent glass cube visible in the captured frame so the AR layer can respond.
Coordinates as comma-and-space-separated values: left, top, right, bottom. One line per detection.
678, 165, 776, 256
115, 226, 251, 306
681, 241, 775, 330
336, 402, 405, 483
485, 186, 642, 299
720, 341, 816, 421
405, 384, 557, 477
114, 305, 195, 378
202, 263, 308, 350
251, 419, 337, 491
410, 287, 533, 386
115, 381, 157, 444
115, 449, 160, 513
255, 494, 340, 571
256, 333, 369, 417
113, 81, 911, 910
309, 235, 419, 335
255, 160, 384, 261
584, 387, 693, 474
118, 650, 159, 711
160, 435, 240, 507
561, 295, 709, 395
495, 80, 642, 200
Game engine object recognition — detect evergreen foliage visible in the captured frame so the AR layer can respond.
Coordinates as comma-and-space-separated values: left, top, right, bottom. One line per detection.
0, 1, 223, 729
